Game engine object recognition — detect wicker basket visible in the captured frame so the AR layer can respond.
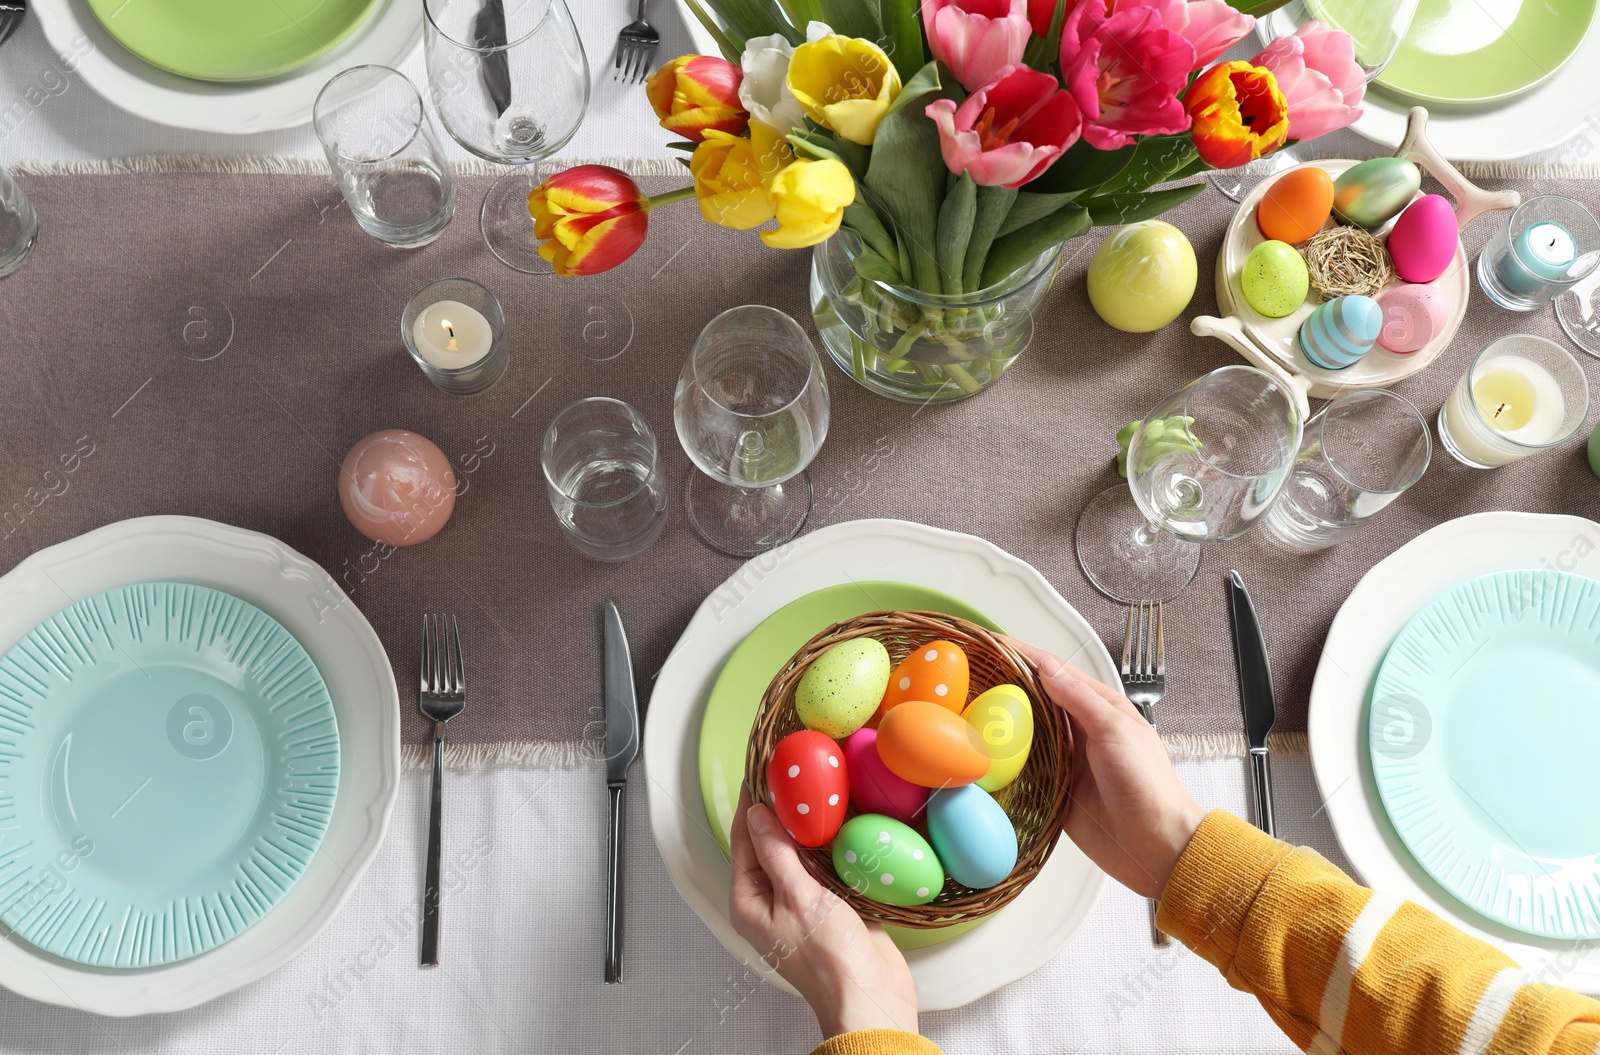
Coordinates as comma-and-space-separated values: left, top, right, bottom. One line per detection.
745, 610, 1073, 929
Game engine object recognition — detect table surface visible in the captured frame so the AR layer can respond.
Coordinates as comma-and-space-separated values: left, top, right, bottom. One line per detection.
1, 6, 1599, 1052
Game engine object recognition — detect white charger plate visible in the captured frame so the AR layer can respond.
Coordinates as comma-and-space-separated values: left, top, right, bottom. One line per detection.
1309, 510, 1600, 991
0, 516, 399, 1015
31, 0, 421, 134
644, 519, 1113, 1012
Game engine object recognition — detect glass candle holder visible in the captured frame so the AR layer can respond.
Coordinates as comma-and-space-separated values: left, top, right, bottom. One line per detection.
542, 398, 668, 562
1438, 334, 1590, 468
0, 165, 37, 278
1477, 195, 1600, 311
314, 65, 457, 249
402, 278, 509, 396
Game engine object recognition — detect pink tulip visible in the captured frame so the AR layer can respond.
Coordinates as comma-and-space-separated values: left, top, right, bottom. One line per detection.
926, 65, 1082, 188
1254, 20, 1365, 141
1059, 1, 1197, 149
1137, 0, 1254, 68
922, 0, 1035, 93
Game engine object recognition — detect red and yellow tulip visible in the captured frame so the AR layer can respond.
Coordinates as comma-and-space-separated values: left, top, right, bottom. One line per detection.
527, 166, 676, 276
1183, 60, 1289, 169
645, 54, 748, 142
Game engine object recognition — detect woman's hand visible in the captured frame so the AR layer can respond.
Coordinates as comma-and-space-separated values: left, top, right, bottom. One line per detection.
1005, 638, 1205, 900
729, 788, 919, 1039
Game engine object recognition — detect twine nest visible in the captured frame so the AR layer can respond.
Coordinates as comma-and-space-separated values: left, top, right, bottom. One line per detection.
745, 611, 1074, 929
1305, 224, 1394, 299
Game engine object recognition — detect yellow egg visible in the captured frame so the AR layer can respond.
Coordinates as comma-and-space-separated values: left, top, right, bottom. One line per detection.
961, 685, 1034, 792
1087, 220, 1198, 333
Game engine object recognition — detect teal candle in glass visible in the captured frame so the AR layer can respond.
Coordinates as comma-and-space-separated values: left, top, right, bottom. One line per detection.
1497, 221, 1576, 295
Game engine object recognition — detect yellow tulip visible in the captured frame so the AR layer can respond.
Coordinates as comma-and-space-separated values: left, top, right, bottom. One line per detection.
690, 129, 789, 231
786, 34, 901, 145
761, 158, 855, 249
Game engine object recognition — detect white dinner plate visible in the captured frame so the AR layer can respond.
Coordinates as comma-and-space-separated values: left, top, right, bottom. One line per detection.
31, 0, 421, 134
644, 519, 1113, 1012
0, 516, 399, 1015
1309, 511, 1600, 991
1351, 9, 1600, 160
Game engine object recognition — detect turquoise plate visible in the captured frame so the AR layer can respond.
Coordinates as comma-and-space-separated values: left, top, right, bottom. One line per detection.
1370, 570, 1600, 939
0, 583, 340, 968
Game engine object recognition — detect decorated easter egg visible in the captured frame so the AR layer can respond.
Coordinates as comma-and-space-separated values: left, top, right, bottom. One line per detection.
1086, 220, 1198, 333
1386, 194, 1458, 284
832, 814, 944, 907
1376, 284, 1450, 354
1332, 157, 1421, 229
1241, 240, 1311, 318
926, 785, 1019, 890
841, 727, 929, 825
962, 684, 1035, 793
1299, 295, 1383, 370
1257, 167, 1334, 244
876, 700, 990, 788
878, 640, 970, 719
795, 638, 891, 738
766, 730, 849, 847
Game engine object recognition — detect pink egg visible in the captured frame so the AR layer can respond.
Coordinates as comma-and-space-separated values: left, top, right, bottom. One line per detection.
841, 727, 929, 826
1375, 283, 1451, 354
1386, 194, 1457, 284
339, 429, 457, 546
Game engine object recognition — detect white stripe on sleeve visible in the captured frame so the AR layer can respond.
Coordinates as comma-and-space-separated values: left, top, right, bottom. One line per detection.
1311, 890, 1405, 1053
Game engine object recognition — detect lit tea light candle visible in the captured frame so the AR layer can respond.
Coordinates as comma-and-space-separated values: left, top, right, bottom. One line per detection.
401, 279, 509, 397
1439, 336, 1589, 468
1498, 221, 1576, 295
411, 300, 493, 368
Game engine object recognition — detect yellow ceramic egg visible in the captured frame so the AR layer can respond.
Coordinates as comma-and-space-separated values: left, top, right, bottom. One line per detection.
1087, 220, 1198, 333
961, 685, 1034, 792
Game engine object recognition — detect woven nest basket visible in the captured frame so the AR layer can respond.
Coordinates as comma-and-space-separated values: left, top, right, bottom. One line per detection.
745, 610, 1073, 929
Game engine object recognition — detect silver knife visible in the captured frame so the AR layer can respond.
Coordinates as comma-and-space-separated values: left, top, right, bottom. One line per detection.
1228, 571, 1276, 837
602, 600, 640, 984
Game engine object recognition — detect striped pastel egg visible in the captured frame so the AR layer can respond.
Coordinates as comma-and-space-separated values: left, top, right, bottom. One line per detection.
1299, 295, 1383, 370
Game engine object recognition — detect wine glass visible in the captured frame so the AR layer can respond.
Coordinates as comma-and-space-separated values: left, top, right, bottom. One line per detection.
423, 0, 590, 272
1075, 366, 1303, 602
674, 305, 831, 557
1210, 0, 1421, 203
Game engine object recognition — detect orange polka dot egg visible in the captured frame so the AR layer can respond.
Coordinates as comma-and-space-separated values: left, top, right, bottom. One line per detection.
877, 640, 971, 719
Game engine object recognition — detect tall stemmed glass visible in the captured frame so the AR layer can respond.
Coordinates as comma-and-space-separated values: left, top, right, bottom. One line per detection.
1210, 0, 1421, 203
1076, 366, 1302, 602
424, 0, 590, 272
674, 306, 831, 557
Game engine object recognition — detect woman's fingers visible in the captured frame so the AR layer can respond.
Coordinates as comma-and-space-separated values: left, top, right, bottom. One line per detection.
729, 787, 770, 906
1002, 636, 1146, 727
745, 803, 822, 900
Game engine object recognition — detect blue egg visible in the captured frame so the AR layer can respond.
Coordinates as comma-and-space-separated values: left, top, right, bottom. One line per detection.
926, 784, 1018, 890
1299, 294, 1383, 370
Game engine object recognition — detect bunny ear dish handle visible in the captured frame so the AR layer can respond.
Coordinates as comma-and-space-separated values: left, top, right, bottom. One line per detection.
1394, 107, 1521, 228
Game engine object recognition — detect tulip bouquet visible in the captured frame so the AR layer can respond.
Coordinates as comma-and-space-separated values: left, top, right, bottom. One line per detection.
529, 0, 1365, 401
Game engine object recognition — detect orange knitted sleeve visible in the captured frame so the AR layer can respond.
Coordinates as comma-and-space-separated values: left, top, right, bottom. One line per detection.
807, 1029, 944, 1055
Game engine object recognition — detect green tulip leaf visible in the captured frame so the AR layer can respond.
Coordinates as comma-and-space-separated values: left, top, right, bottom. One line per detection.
995, 190, 1081, 239
962, 185, 1018, 291
979, 203, 1086, 288
865, 81, 946, 294
878, 0, 926, 81
1080, 182, 1207, 227
843, 202, 899, 265
1027, 138, 1136, 194
936, 173, 977, 295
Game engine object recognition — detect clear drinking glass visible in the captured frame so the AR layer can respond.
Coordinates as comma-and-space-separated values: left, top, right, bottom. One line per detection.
1437, 334, 1591, 469
1210, 0, 1420, 202
1477, 196, 1600, 312
1264, 389, 1431, 551
424, 0, 590, 273
674, 305, 831, 557
1076, 366, 1302, 602
542, 398, 668, 562
0, 166, 37, 278
313, 66, 457, 248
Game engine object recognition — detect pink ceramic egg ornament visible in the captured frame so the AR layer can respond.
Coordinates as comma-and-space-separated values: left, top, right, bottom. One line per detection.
841, 727, 929, 826
1376, 284, 1450, 354
1386, 194, 1458, 284
339, 429, 458, 546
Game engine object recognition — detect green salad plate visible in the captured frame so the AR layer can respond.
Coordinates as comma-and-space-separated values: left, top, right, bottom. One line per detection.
85, 0, 386, 82
1376, 0, 1596, 105
0, 582, 340, 968
698, 580, 996, 951
1370, 569, 1600, 940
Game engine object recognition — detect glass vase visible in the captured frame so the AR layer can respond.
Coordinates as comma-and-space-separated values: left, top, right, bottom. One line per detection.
809, 231, 1063, 405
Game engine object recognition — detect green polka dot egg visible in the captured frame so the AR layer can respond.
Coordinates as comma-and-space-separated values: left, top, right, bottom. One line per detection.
832, 814, 945, 907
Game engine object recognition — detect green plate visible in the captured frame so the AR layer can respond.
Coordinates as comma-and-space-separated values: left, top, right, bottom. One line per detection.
1375, 0, 1596, 105
697, 581, 996, 951
85, 0, 386, 82
0, 583, 340, 968
1370, 570, 1600, 939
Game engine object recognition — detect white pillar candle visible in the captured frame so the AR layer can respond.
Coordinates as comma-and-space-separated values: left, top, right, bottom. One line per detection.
1441, 354, 1567, 466
410, 300, 493, 369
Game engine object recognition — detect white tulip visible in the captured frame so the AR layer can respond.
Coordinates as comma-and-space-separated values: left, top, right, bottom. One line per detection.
738, 32, 808, 134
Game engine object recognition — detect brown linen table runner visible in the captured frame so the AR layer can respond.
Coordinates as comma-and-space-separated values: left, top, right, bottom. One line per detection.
0, 157, 1597, 764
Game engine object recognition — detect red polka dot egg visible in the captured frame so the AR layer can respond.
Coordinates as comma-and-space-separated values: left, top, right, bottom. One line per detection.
766, 730, 850, 847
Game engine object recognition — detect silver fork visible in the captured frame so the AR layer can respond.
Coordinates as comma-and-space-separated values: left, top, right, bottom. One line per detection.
1121, 601, 1170, 947
420, 614, 466, 967
0, 0, 25, 49
612, 0, 658, 83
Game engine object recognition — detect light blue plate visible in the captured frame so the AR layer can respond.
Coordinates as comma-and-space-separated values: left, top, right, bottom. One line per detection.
0, 583, 340, 968
1370, 570, 1600, 940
